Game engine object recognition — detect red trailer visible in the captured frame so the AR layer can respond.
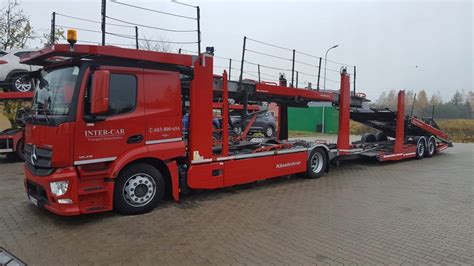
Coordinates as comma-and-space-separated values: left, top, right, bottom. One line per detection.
20, 44, 451, 216
0, 92, 33, 160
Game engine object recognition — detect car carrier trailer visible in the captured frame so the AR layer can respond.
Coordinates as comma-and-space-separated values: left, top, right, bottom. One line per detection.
0, 91, 33, 160
20, 41, 451, 216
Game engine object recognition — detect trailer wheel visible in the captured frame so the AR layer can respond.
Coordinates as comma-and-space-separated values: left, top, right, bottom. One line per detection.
361, 133, 376, 143
306, 147, 327, 179
415, 138, 426, 159
425, 136, 436, 157
114, 163, 164, 215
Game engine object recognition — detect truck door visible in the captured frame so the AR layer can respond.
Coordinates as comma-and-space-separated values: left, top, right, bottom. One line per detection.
74, 66, 145, 166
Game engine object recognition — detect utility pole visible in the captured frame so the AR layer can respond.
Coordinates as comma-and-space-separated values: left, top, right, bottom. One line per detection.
291, 49, 295, 87
50, 12, 56, 45
135, 26, 139, 49
196, 6, 201, 54
101, 0, 106, 46
322, 44, 339, 133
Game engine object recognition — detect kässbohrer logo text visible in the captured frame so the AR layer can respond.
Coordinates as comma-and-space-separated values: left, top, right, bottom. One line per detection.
276, 161, 302, 168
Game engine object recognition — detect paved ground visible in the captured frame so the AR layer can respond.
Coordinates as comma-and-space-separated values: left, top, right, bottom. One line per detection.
0, 143, 473, 265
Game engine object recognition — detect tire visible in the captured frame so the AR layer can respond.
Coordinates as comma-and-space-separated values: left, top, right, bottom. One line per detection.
16, 139, 25, 161
305, 147, 327, 179
425, 136, 436, 158
212, 132, 221, 141
264, 125, 274, 138
114, 163, 164, 215
9, 73, 33, 92
361, 133, 376, 143
415, 138, 426, 159
375, 132, 388, 142
233, 126, 242, 135
229, 131, 238, 142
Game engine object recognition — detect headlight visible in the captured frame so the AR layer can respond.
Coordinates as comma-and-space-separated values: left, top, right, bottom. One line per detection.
50, 181, 69, 196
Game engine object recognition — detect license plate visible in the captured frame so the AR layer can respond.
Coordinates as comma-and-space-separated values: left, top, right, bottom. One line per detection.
28, 195, 38, 206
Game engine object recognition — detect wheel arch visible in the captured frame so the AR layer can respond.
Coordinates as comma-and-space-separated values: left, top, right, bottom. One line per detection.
308, 144, 331, 173
114, 157, 174, 200
6, 69, 29, 80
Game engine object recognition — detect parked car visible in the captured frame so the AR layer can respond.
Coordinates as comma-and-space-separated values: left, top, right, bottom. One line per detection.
229, 110, 277, 138
0, 109, 27, 161
182, 113, 221, 140
0, 49, 39, 92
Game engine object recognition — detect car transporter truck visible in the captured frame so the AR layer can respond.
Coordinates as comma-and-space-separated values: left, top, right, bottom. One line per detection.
21, 37, 452, 216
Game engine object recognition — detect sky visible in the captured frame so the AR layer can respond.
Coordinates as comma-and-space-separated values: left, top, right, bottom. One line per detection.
13, 0, 474, 100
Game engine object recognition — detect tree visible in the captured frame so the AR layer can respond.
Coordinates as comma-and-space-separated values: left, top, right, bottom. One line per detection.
0, 0, 34, 50
450, 90, 464, 106
1, 99, 29, 128
429, 92, 442, 106
416, 90, 429, 109
139, 35, 173, 52
404, 90, 415, 114
41, 28, 65, 47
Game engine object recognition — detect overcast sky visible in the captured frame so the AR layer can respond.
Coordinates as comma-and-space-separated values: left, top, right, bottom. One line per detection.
17, 0, 474, 100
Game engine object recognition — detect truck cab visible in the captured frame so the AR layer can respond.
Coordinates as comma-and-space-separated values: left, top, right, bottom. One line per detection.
22, 45, 190, 215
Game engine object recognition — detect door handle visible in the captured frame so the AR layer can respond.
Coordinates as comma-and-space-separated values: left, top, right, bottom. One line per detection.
127, 134, 143, 144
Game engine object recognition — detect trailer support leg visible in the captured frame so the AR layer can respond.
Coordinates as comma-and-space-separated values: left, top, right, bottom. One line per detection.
394, 90, 406, 154
279, 105, 288, 141
337, 70, 351, 154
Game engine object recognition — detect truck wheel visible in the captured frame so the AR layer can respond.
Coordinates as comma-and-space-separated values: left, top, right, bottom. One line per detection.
361, 133, 376, 143
264, 126, 274, 138
114, 163, 164, 215
306, 147, 327, 179
415, 138, 426, 159
425, 136, 436, 157
9, 74, 33, 92
16, 139, 25, 161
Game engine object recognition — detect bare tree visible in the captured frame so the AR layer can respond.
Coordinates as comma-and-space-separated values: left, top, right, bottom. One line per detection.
41, 28, 65, 47
139, 35, 173, 52
0, 0, 34, 50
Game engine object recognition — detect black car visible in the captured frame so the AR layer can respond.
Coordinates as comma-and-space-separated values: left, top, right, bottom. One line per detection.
229, 110, 277, 138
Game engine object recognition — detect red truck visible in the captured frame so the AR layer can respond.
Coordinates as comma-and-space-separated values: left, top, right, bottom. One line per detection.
0, 92, 33, 160
20, 43, 451, 216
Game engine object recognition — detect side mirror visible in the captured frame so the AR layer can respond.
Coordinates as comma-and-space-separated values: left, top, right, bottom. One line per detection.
90, 70, 110, 115
15, 108, 28, 126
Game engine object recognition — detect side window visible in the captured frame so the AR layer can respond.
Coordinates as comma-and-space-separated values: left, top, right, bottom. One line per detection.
107, 74, 137, 115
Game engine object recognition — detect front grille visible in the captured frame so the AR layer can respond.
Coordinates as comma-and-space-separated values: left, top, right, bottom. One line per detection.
0, 138, 13, 150
24, 144, 52, 168
24, 144, 54, 176
26, 181, 49, 206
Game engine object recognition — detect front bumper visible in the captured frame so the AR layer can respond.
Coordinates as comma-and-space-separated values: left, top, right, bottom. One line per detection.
24, 166, 81, 216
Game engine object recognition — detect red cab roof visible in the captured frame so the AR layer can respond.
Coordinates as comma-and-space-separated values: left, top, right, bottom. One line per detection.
21, 44, 194, 67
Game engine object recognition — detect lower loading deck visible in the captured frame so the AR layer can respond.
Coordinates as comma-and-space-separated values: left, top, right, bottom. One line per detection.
186, 139, 337, 189
339, 139, 450, 161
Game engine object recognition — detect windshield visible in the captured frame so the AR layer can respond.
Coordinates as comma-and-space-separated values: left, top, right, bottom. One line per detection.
32, 66, 79, 116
